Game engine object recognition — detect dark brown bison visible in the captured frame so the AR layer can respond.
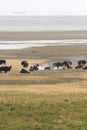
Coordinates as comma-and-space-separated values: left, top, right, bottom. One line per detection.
75, 65, 83, 69
53, 62, 62, 68
21, 61, 29, 67
53, 61, 72, 69
0, 66, 12, 73
32, 65, 39, 71
29, 66, 34, 72
62, 61, 72, 69
0, 60, 6, 65
29, 64, 39, 72
78, 60, 86, 66
44, 66, 51, 70
20, 69, 30, 74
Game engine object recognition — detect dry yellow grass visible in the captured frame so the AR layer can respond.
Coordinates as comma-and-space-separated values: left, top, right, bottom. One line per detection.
0, 80, 87, 94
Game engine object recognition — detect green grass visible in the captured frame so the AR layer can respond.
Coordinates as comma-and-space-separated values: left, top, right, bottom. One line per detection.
0, 92, 87, 130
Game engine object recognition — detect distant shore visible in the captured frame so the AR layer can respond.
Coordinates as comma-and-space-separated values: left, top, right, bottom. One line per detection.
0, 31, 87, 41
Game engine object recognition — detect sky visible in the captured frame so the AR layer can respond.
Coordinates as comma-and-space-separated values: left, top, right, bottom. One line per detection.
0, 0, 87, 15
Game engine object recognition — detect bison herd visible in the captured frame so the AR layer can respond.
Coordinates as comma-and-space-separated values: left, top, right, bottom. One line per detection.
20, 59, 87, 74
0, 59, 87, 74
20, 61, 39, 74
52, 60, 87, 70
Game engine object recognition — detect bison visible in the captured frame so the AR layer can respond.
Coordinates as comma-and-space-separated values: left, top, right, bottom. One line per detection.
0, 66, 12, 73
75, 65, 83, 69
32, 65, 39, 71
62, 61, 72, 69
29, 66, 34, 72
53, 62, 62, 68
78, 60, 86, 66
21, 61, 29, 68
20, 69, 30, 74
29, 64, 39, 72
53, 60, 72, 69
44, 66, 51, 70
0, 60, 6, 65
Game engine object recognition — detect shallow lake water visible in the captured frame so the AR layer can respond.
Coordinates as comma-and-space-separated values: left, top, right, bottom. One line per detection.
0, 39, 87, 50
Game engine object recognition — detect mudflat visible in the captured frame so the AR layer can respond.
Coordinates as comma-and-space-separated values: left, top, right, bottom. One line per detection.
0, 31, 87, 41
0, 44, 87, 61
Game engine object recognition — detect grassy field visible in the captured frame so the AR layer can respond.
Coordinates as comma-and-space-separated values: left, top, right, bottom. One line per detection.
0, 43, 87, 129
0, 92, 87, 130
0, 59, 86, 129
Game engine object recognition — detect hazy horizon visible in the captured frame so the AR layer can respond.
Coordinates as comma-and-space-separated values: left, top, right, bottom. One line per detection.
0, 16, 87, 31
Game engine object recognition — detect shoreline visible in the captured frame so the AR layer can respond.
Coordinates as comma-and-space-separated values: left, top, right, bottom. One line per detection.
0, 39, 87, 49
